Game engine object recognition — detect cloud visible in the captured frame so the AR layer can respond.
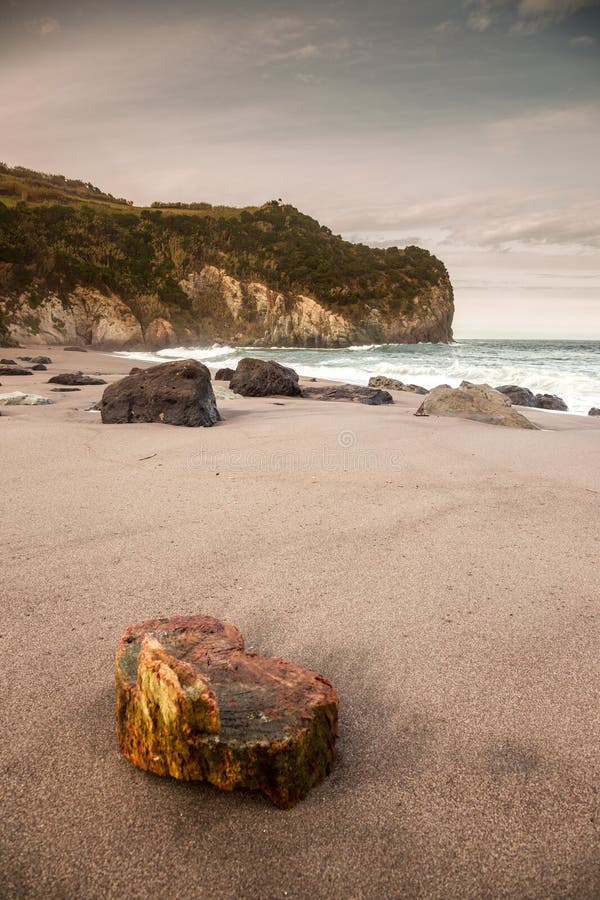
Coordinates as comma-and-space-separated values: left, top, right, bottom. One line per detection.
570, 33, 598, 45
464, 0, 600, 32
489, 104, 598, 135
24, 17, 60, 36
434, 20, 461, 34
337, 190, 600, 252
467, 11, 495, 30
517, 0, 599, 17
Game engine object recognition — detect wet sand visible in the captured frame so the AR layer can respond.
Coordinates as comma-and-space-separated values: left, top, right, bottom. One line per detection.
1, 345, 599, 898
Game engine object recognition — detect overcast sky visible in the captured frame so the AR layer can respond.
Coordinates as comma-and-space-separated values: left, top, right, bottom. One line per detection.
1, 0, 599, 337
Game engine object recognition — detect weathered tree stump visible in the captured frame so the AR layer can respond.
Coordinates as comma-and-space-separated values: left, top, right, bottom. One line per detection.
115, 615, 339, 808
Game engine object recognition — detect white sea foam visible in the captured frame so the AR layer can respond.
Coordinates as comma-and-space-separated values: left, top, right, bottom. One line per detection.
116, 340, 600, 416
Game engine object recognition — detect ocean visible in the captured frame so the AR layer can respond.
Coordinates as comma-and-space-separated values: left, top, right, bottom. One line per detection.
117, 340, 600, 416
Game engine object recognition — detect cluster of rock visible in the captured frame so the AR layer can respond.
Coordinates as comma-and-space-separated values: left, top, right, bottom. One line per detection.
3, 351, 597, 424
115, 614, 339, 808
494, 384, 568, 411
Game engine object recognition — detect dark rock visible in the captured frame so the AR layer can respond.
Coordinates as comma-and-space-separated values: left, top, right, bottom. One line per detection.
115, 614, 338, 808
64, 346, 88, 352
101, 358, 220, 427
496, 384, 568, 411
0, 359, 17, 365
368, 375, 427, 394
535, 393, 568, 411
302, 384, 393, 405
495, 384, 538, 407
0, 366, 33, 376
589, 407, 600, 416
214, 367, 235, 382
50, 387, 81, 392
31, 356, 52, 364
229, 358, 301, 397
415, 381, 538, 429
48, 373, 107, 385
30, 363, 47, 371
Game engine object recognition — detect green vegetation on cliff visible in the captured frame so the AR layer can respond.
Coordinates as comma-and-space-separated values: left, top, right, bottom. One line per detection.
0, 165, 451, 343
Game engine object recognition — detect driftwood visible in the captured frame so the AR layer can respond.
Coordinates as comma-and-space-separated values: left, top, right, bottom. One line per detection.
115, 615, 339, 808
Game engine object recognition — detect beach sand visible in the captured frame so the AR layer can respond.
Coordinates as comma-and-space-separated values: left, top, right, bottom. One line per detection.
1, 345, 599, 899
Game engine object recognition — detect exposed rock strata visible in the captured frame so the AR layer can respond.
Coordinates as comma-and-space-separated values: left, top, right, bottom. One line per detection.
5, 265, 454, 350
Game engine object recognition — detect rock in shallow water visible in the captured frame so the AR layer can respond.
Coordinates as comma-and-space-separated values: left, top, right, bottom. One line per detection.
589, 407, 600, 416
101, 358, 220, 426
115, 615, 338, 808
416, 381, 538, 429
495, 385, 568, 411
535, 393, 568, 411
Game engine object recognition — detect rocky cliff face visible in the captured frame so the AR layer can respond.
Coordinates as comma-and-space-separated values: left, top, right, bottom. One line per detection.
5, 266, 453, 349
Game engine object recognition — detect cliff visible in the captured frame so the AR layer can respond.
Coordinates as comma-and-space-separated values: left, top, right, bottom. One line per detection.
0, 166, 454, 348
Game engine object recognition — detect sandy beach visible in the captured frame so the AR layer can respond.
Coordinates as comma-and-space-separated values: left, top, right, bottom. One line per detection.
1, 345, 599, 899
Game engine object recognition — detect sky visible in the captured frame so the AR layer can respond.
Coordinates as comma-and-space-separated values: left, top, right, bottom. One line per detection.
1, 0, 599, 338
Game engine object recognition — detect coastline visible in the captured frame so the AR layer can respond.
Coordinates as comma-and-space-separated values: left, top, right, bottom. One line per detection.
2, 345, 599, 898
115, 339, 600, 417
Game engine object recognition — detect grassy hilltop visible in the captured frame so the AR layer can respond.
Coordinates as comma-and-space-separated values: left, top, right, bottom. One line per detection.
0, 164, 453, 347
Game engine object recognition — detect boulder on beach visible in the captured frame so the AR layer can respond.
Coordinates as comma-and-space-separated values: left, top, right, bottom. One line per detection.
302, 384, 393, 405
368, 375, 428, 394
495, 384, 538, 407
214, 367, 235, 382
101, 358, 220, 427
48, 373, 107, 386
0, 391, 53, 406
588, 407, 600, 416
115, 615, 338, 809
229, 358, 301, 397
415, 381, 538, 429
535, 393, 568, 411
0, 365, 32, 376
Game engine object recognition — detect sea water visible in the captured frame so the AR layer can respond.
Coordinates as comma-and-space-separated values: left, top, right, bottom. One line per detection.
117, 340, 600, 416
